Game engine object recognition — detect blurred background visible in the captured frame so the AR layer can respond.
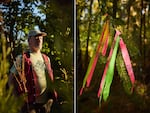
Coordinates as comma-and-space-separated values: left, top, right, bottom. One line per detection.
77, 0, 150, 113
0, 0, 73, 113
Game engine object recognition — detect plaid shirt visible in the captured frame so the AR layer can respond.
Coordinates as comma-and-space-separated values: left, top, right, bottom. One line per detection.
14, 52, 55, 104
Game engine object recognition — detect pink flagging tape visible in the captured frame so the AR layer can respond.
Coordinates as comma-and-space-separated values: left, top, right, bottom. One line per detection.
97, 30, 121, 98
119, 38, 135, 90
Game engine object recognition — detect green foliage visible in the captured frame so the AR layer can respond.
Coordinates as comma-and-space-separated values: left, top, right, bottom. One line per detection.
43, 0, 73, 72
53, 68, 73, 113
0, 33, 23, 113
78, 0, 150, 112
116, 51, 132, 95
2, 1, 73, 113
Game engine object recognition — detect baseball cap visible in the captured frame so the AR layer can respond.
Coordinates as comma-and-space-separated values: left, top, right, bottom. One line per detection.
28, 30, 47, 38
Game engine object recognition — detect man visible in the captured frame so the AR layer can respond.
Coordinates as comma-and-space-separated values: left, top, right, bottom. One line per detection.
8, 30, 57, 113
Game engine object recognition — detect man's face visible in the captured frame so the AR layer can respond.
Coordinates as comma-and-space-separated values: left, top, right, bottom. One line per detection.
28, 35, 43, 52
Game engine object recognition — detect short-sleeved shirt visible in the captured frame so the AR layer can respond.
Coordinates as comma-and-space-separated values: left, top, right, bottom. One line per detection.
10, 52, 50, 103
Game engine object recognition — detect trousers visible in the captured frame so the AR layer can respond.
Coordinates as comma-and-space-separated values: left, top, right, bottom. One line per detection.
20, 99, 53, 113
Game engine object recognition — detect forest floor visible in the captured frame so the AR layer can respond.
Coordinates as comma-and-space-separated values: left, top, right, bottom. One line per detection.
78, 76, 150, 113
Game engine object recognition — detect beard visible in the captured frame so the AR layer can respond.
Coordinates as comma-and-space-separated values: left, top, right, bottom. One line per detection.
31, 43, 42, 52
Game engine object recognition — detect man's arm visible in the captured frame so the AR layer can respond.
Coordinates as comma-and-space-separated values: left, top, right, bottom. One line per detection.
8, 72, 19, 95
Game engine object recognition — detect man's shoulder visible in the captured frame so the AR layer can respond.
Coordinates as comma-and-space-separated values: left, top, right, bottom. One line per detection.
42, 53, 48, 57
23, 51, 30, 58
42, 53, 50, 62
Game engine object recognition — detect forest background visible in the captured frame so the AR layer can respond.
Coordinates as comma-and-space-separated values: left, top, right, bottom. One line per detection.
77, 0, 150, 113
0, 0, 73, 113
0, 0, 150, 113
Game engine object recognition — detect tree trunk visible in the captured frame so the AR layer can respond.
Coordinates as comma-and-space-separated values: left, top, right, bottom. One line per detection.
113, 0, 117, 18
85, 0, 93, 69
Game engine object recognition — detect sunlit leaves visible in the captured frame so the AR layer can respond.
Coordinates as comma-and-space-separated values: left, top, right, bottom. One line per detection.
42, 42, 50, 54
0, 33, 23, 113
